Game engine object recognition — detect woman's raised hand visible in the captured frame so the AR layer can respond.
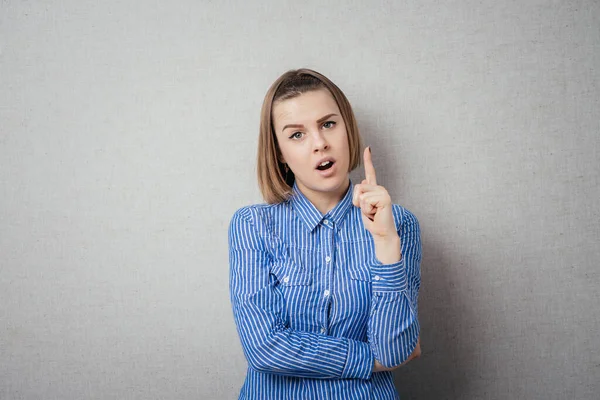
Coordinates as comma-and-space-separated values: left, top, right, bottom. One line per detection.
352, 147, 398, 241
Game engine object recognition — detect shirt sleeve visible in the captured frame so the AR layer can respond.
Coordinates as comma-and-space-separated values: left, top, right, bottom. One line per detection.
367, 207, 422, 368
229, 206, 374, 380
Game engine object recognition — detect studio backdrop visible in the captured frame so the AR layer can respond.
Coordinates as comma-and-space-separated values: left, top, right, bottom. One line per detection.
1, 1, 599, 399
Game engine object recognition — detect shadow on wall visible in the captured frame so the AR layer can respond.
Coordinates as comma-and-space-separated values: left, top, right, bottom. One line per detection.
393, 237, 476, 399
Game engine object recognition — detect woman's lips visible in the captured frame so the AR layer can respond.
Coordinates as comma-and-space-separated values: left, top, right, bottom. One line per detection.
316, 161, 336, 177
314, 157, 336, 169
316, 161, 334, 171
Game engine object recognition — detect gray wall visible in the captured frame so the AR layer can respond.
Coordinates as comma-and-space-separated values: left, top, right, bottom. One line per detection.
1, 1, 599, 399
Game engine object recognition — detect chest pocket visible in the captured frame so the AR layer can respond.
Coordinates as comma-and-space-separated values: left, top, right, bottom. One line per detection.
266, 232, 313, 287
271, 258, 312, 286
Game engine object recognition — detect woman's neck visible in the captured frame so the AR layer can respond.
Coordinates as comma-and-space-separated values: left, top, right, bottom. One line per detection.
298, 177, 350, 215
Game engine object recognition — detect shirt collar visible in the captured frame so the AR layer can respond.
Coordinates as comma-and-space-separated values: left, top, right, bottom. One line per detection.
289, 179, 355, 232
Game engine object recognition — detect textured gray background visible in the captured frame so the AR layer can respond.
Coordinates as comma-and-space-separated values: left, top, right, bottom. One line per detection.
1, 1, 599, 399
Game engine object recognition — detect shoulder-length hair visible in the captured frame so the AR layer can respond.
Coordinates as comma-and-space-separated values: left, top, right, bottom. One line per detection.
257, 68, 363, 204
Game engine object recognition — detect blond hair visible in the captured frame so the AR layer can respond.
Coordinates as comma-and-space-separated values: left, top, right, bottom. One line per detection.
257, 68, 363, 204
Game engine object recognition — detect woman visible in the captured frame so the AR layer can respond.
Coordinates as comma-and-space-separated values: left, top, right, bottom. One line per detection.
228, 68, 422, 399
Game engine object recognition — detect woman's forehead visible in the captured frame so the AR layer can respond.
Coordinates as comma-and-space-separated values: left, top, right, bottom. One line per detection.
273, 89, 340, 123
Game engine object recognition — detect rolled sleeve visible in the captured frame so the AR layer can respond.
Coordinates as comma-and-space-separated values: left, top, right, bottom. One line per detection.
341, 339, 374, 380
370, 258, 408, 293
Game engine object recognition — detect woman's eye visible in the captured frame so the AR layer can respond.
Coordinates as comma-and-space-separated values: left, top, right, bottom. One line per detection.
323, 121, 336, 129
290, 132, 303, 139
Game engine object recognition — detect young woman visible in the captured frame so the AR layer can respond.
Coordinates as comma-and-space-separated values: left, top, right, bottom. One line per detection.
228, 68, 422, 399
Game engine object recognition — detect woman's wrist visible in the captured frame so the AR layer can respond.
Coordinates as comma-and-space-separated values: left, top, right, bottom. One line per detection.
373, 235, 401, 264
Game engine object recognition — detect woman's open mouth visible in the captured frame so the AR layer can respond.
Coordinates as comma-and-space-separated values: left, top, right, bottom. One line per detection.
316, 161, 334, 171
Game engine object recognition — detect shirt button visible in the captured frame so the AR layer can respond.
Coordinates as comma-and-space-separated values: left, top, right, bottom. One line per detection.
320, 327, 326, 333
374, 275, 381, 281
324, 289, 330, 296
323, 220, 329, 225
283, 276, 290, 283
325, 256, 331, 263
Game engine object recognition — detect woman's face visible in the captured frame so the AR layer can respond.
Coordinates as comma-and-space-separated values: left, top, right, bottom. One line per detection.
272, 88, 350, 200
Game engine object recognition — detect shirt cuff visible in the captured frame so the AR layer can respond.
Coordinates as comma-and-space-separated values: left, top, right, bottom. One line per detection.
370, 257, 407, 292
341, 339, 373, 380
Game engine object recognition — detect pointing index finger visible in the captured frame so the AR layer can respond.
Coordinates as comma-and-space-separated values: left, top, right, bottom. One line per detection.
364, 146, 377, 185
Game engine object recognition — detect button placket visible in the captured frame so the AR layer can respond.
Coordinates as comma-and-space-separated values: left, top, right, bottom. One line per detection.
319, 217, 335, 337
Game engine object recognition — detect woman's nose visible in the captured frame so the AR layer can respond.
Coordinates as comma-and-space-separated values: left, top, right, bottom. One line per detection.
312, 131, 329, 152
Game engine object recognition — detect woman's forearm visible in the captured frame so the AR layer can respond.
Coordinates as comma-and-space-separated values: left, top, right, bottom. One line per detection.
373, 338, 421, 372
368, 213, 422, 368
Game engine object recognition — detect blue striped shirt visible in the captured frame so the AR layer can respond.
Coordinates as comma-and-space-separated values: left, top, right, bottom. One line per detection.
228, 179, 422, 399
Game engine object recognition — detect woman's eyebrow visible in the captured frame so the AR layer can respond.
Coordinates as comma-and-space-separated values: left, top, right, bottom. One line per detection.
282, 113, 339, 131
317, 113, 338, 123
